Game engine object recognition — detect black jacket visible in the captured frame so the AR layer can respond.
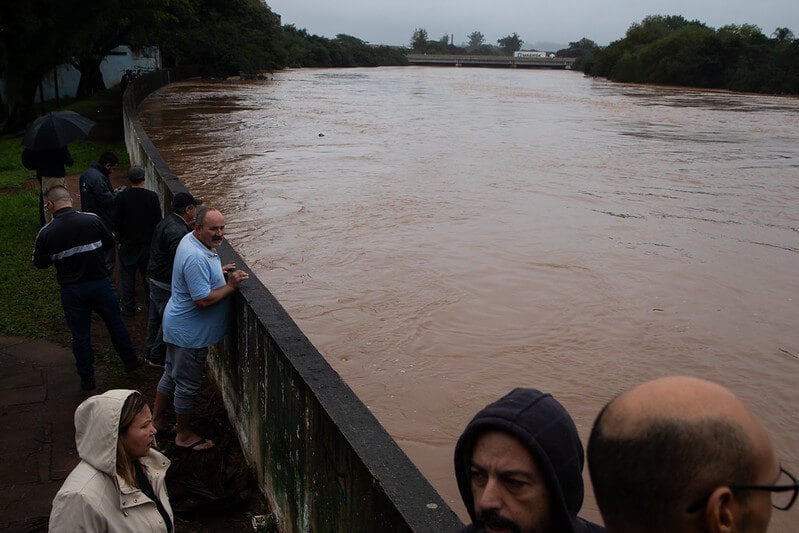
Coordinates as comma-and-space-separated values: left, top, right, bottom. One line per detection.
147, 212, 192, 285
454, 388, 605, 533
22, 146, 73, 178
79, 161, 116, 226
32, 207, 115, 284
113, 187, 162, 246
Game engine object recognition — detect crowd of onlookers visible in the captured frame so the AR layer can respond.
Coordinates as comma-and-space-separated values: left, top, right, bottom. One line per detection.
455, 377, 795, 533
27, 150, 795, 531
47, 377, 794, 531
29, 149, 247, 530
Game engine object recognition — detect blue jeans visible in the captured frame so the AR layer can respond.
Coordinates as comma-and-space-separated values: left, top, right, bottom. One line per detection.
59, 278, 138, 377
157, 343, 209, 414
145, 280, 171, 361
118, 244, 150, 311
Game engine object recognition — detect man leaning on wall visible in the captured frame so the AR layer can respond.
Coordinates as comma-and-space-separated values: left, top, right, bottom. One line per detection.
151, 206, 248, 450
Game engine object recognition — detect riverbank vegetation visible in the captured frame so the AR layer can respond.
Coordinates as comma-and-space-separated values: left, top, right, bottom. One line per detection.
581, 15, 798, 94
409, 15, 797, 95
4, 5, 797, 135
410, 28, 527, 56
281, 28, 407, 68
0, 1, 404, 134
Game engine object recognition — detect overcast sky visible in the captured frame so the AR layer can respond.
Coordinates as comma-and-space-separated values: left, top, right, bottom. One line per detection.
266, 0, 798, 49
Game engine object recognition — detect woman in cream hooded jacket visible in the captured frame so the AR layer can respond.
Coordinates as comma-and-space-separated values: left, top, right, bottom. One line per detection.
49, 389, 173, 532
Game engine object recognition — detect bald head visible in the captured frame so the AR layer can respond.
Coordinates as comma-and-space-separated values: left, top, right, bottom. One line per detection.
601, 376, 767, 439
45, 185, 72, 210
588, 376, 777, 533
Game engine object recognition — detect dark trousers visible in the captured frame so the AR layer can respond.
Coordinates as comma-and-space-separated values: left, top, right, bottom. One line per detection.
118, 243, 150, 312
145, 280, 171, 361
59, 278, 138, 377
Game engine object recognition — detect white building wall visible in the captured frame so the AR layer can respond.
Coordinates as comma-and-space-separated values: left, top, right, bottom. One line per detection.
2, 45, 160, 103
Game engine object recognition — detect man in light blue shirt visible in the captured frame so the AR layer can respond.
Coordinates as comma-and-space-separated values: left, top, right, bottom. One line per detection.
152, 206, 249, 450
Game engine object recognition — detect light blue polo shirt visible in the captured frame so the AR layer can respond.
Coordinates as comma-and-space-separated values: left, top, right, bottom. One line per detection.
163, 232, 229, 348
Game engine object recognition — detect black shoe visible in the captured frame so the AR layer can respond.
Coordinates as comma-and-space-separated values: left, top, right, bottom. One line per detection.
80, 375, 96, 391
121, 307, 136, 317
145, 356, 165, 369
124, 356, 146, 372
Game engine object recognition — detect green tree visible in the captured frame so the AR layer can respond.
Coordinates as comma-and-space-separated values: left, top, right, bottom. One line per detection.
1, 0, 286, 132
717, 23, 767, 45
411, 28, 428, 50
497, 33, 523, 55
556, 37, 599, 70
0, 2, 75, 132
772, 27, 795, 43
162, 0, 283, 77
589, 14, 799, 94
625, 15, 698, 45
1, 0, 180, 129
281, 26, 406, 68
65, 0, 174, 98
467, 31, 485, 50
281, 25, 331, 67
643, 25, 723, 87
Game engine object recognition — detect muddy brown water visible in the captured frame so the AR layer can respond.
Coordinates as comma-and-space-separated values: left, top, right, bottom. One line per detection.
138, 68, 799, 529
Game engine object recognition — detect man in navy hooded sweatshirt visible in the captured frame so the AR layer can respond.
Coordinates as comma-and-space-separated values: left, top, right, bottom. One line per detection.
454, 388, 604, 533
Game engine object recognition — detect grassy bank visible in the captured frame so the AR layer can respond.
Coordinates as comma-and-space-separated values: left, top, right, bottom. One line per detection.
0, 190, 64, 336
0, 90, 127, 337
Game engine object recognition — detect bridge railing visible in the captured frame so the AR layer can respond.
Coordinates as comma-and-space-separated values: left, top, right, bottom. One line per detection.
405, 54, 575, 68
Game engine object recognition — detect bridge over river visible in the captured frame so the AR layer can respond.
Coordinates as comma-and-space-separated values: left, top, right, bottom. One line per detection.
406, 53, 575, 69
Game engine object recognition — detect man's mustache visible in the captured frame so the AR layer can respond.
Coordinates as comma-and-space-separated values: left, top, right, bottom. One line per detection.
475, 509, 522, 533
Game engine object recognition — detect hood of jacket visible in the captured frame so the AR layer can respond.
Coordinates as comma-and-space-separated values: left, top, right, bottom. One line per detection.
90, 160, 110, 176
454, 388, 588, 533
74, 389, 137, 476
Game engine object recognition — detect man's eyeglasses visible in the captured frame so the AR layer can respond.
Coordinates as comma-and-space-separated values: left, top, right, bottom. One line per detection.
686, 465, 799, 513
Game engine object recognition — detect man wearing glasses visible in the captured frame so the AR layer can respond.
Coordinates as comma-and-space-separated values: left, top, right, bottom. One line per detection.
587, 376, 797, 532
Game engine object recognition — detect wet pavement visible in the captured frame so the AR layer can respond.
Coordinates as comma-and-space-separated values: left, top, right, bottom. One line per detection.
0, 172, 267, 532
0, 335, 83, 532
0, 332, 265, 533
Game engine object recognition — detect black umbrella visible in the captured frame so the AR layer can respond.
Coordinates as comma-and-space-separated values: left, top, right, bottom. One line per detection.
22, 110, 96, 150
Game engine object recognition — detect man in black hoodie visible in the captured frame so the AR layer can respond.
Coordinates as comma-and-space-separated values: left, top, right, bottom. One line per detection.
454, 388, 604, 533
79, 151, 120, 273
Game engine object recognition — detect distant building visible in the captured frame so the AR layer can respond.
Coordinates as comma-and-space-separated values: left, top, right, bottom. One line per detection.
1, 45, 160, 104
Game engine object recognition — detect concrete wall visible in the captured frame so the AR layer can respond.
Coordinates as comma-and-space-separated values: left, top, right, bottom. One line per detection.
123, 71, 463, 532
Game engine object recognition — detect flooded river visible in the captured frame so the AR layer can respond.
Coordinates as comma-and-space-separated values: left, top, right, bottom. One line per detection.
138, 67, 799, 529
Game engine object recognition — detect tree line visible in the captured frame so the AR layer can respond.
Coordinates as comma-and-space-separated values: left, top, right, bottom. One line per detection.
3, 5, 797, 134
582, 15, 798, 94
0, 0, 405, 134
409, 16, 798, 94
410, 28, 525, 56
